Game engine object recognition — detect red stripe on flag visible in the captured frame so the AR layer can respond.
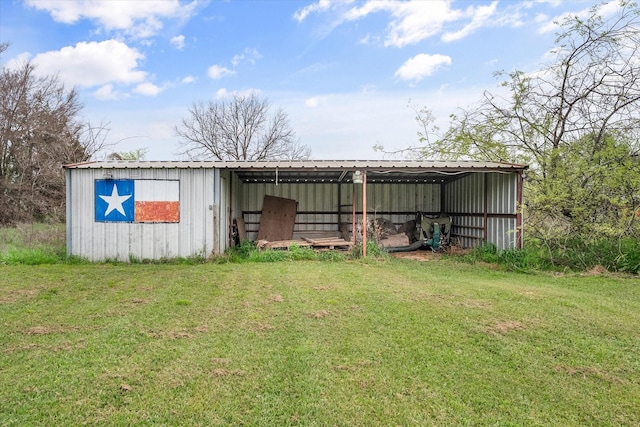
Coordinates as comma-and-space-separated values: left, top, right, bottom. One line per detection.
135, 201, 180, 222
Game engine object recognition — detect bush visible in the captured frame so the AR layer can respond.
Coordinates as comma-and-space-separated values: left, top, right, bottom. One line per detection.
222, 240, 349, 263
461, 238, 640, 274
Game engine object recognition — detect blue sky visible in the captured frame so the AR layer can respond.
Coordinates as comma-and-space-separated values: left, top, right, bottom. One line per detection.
0, 0, 613, 160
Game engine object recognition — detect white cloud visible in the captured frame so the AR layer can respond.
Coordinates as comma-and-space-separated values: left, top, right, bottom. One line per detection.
293, 0, 335, 22
133, 82, 163, 96
297, 0, 515, 48
93, 84, 121, 101
305, 96, 329, 108
31, 40, 147, 88
442, 2, 498, 42
171, 35, 186, 50
181, 75, 197, 84
231, 48, 263, 66
207, 65, 235, 80
24, 0, 198, 39
382, 1, 457, 47
394, 53, 451, 82
215, 88, 261, 99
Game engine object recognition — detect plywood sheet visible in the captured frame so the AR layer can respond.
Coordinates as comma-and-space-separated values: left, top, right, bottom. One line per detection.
257, 195, 297, 241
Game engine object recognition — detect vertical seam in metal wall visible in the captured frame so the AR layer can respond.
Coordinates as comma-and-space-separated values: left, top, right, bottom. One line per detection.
517, 171, 524, 249
484, 173, 488, 244
65, 169, 72, 257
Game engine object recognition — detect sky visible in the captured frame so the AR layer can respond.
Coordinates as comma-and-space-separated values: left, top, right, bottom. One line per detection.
0, 0, 614, 161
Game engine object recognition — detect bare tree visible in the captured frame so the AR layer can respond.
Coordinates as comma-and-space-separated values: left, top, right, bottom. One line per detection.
175, 92, 311, 160
0, 46, 109, 224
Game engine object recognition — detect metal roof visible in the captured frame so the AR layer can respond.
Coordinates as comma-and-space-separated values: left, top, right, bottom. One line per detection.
64, 160, 527, 184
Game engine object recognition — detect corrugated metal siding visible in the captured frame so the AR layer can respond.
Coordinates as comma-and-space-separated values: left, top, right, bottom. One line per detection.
444, 173, 484, 214
67, 168, 215, 261
236, 182, 440, 240
487, 218, 518, 251
450, 215, 484, 249
444, 172, 519, 250
487, 173, 517, 215
238, 182, 340, 240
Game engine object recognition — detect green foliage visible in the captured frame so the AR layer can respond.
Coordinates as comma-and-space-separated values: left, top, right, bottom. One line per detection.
527, 134, 640, 239
0, 247, 66, 265
108, 148, 148, 160
457, 244, 541, 273
287, 243, 317, 260
0, 223, 67, 265
541, 237, 640, 274
350, 241, 389, 260
221, 240, 349, 263
409, 2, 640, 248
462, 238, 640, 275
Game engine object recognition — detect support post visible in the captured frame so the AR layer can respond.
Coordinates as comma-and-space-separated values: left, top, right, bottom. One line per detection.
362, 170, 367, 258
483, 173, 489, 244
516, 171, 524, 249
351, 185, 356, 244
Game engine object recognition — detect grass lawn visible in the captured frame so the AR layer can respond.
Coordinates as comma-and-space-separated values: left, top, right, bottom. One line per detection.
1, 258, 639, 426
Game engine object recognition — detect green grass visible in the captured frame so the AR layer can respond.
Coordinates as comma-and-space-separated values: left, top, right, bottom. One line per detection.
0, 223, 67, 265
1, 259, 639, 426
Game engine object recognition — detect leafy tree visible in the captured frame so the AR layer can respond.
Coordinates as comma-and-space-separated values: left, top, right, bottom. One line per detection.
175, 92, 310, 161
415, 1, 640, 239
108, 148, 148, 160
0, 45, 109, 224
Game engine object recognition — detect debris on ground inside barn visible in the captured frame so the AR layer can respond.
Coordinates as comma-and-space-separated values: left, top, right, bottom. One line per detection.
257, 237, 353, 250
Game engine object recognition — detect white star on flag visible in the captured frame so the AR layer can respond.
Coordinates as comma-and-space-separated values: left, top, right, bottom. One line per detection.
99, 183, 132, 217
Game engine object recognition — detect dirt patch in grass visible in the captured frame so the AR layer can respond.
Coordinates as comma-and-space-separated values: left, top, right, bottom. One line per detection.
583, 265, 610, 276
459, 299, 492, 308
390, 246, 471, 261
485, 320, 525, 335
553, 365, 626, 384
211, 368, 245, 377
308, 310, 331, 319
0, 287, 42, 304
22, 325, 80, 335
141, 326, 209, 339
412, 293, 492, 308
390, 251, 441, 261
5, 340, 86, 353
263, 294, 284, 304
242, 321, 275, 332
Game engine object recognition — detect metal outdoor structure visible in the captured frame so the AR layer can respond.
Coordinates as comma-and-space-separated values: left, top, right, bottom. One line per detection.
65, 160, 527, 261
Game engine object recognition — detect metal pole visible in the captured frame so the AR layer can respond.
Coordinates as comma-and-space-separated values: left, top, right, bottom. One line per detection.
352, 185, 356, 244
362, 170, 367, 258
516, 171, 524, 249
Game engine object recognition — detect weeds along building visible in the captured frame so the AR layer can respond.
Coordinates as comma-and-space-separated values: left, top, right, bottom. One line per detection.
64, 160, 527, 262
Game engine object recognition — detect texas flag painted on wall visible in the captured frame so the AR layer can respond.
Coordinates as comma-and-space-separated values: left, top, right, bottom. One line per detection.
95, 179, 180, 223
